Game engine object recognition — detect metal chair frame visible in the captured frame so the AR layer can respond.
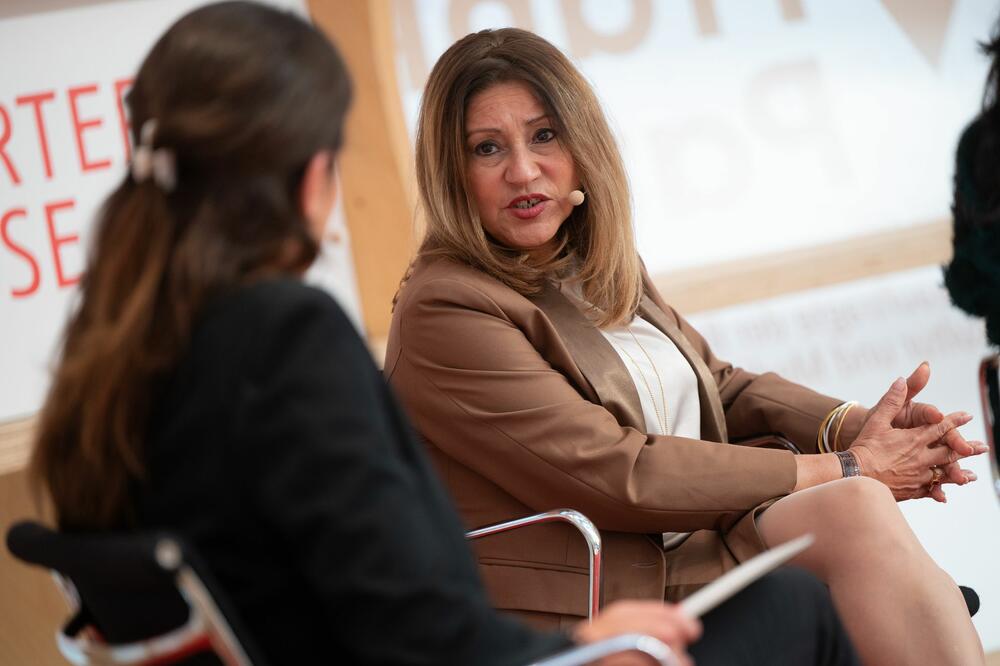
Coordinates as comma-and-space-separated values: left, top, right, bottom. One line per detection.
466, 508, 602, 622
11, 529, 252, 666
462, 440, 801, 623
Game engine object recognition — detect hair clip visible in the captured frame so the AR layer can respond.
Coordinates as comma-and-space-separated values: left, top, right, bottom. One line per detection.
131, 119, 176, 192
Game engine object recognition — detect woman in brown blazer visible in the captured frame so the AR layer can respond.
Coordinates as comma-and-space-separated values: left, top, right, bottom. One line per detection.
387, 28, 987, 665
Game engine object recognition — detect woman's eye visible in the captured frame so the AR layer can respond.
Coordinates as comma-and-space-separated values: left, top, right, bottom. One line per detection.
534, 128, 556, 143
473, 141, 500, 156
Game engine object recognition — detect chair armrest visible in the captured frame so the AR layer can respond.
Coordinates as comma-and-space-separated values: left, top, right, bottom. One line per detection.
55, 608, 212, 666
733, 433, 801, 454
52, 538, 252, 666
467, 509, 602, 621
527, 633, 678, 666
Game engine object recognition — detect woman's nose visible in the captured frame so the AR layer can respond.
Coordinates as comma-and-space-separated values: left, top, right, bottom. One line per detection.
504, 145, 541, 185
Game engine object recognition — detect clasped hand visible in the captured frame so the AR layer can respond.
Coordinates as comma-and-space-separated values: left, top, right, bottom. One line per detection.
848, 362, 988, 502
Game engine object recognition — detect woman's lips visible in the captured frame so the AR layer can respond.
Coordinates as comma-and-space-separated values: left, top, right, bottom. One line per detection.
507, 199, 549, 219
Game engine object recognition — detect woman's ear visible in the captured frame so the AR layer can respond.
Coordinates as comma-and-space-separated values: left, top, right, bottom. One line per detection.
299, 150, 338, 240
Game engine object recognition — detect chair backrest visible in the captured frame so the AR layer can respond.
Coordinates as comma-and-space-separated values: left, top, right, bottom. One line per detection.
5, 521, 260, 666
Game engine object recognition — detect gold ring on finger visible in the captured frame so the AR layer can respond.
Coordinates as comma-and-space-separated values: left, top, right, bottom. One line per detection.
930, 466, 944, 486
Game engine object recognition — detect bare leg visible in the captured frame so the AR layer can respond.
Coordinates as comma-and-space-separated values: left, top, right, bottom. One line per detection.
757, 477, 984, 666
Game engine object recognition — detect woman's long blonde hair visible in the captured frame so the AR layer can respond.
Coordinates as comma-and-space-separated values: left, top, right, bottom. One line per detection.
413, 28, 641, 327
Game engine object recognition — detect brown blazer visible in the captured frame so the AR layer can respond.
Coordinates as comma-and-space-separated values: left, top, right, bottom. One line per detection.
385, 254, 858, 623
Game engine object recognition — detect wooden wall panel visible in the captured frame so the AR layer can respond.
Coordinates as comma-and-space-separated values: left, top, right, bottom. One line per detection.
307, 0, 418, 340
653, 220, 952, 315
0, 462, 65, 666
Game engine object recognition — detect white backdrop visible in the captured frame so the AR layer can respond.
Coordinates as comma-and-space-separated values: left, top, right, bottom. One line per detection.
0, 0, 363, 423
394, 0, 997, 272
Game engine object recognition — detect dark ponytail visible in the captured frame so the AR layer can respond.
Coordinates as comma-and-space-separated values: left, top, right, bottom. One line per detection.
31, 1, 352, 529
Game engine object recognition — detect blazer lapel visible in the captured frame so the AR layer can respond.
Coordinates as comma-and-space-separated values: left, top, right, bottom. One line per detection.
530, 282, 646, 432
638, 295, 728, 443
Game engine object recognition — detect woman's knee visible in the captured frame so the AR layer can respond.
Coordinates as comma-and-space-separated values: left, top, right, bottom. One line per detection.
763, 477, 915, 570
807, 477, 919, 559
807, 477, 897, 526
828, 476, 893, 510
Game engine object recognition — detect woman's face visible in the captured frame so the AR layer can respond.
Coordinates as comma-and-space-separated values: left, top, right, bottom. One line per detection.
464, 80, 577, 255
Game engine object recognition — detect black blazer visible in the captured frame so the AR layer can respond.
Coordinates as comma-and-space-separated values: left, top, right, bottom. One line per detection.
137, 279, 569, 665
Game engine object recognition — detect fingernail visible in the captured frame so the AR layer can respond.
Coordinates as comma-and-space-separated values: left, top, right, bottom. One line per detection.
967, 472, 978, 482
892, 377, 905, 390
921, 360, 929, 367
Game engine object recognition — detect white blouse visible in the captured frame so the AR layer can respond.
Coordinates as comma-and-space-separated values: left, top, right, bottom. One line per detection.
560, 281, 701, 438
599, 316, 702, 439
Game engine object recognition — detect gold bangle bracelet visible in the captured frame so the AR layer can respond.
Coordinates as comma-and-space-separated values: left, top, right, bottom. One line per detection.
818, 401, 856, 454
832, 402, 859, 452
817, 407, 838, 454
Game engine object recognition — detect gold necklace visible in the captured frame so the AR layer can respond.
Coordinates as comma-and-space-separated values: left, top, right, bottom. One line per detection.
627, 327, 670, 434
611, 325, 669, 435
